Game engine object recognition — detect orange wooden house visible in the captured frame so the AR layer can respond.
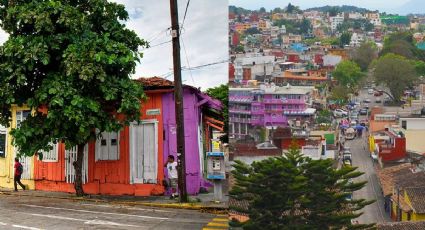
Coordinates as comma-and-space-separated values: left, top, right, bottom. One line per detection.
33, 92, 165, 196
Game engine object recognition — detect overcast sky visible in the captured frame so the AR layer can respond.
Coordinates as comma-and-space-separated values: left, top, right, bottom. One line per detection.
229, 0, 412, 14
0, 1, 228, 91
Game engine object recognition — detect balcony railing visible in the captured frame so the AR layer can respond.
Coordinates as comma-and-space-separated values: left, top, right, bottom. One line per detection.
229, 117, 252, 123
251, 110, 265, 115
229, 96, 253, 103
229, 109, 251, 114
265, 108, 284, 113
263, 98, 306, 104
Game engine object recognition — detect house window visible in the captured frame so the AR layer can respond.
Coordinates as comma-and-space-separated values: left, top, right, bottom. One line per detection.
16, 110, 31, 128
41, 143, 59, 162
401, 120, 407, 130
95, 131, 120, 161
0, 131, 5, 158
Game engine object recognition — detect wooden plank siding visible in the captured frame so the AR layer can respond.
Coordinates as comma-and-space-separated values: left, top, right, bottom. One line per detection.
34, 93, 165, 196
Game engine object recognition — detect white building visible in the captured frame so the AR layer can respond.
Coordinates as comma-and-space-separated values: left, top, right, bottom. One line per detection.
323, 54, 342, 67
234, 54, 275, 81
330, 15, 344, 31
348, 12, 365, 20
350, 33, 364, 47
366, 12, 381, 26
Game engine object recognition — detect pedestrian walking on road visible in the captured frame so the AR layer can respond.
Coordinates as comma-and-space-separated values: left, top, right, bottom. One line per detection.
164, 155, 178, 199
14, 158, 26, 192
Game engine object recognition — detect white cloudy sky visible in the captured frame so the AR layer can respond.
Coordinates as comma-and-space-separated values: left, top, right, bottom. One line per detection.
229, 0, 411, 14
0, 0, 228, 91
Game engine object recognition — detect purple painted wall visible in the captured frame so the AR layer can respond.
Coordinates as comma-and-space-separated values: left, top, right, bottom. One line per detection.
162, 88, 203, 195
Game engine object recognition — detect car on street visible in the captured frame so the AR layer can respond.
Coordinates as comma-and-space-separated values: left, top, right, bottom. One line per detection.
350, 111, 359, 119
368, 89, 374, 94
359, 108, 368, 115
363, 98, 371, 103
375, 98, 382, 103
333, 109, 348, 117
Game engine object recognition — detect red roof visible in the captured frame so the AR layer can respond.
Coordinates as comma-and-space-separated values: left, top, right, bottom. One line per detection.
136, 77, 173, 87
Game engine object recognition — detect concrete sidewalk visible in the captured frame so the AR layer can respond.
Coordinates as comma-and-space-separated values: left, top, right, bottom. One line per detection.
0, 187, 228, 213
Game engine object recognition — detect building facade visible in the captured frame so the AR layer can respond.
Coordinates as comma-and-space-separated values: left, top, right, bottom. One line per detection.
229, 83, 314, 139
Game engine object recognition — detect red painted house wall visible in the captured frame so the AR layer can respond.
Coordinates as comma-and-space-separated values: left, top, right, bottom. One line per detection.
280, 138, 306, 149
34, 92, 165, 196
379, 136, 406, 162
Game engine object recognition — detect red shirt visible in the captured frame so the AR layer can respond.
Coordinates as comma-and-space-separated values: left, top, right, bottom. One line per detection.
14, 162, 21, 176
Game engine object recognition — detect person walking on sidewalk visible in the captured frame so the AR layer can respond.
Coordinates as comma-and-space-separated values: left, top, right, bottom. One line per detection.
165, 155, 178, 199
14, 158, 26, 191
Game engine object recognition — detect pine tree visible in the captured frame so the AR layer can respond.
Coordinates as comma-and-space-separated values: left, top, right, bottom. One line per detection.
230, 144, 375, 230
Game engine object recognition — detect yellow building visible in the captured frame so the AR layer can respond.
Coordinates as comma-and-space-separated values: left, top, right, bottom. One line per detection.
235, 23, 252, 33
271, 13, 283, 21
0, 106, 34, 190
404, 187, 425, 221
258, 20, 268, 30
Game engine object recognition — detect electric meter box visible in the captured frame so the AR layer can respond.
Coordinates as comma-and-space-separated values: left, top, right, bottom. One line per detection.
206, 152, 225, 180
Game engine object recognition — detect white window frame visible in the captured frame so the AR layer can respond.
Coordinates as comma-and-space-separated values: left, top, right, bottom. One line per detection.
0, 127, 6, 158
95, 131, 120, 161
130, 119, 159, 184
41, 143, 59, 162
16, 110, 31, 128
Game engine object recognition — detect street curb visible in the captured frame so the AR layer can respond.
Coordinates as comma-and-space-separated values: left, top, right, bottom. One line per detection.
0, 191, 228, 214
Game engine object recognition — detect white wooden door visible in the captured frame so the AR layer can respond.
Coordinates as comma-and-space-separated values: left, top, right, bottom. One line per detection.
65, 145, 88, 184
14, 149, 32, 180
14, 110, 32, 179
130, 120, 158, 184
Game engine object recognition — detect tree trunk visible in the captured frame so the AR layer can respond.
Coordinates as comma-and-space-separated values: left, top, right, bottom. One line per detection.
73, 143, 85, 197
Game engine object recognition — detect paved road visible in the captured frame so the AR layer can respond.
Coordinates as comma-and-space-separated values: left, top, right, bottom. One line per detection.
346, 88, 392, 224
348, 136, 391, 224
0, 194, 221, 230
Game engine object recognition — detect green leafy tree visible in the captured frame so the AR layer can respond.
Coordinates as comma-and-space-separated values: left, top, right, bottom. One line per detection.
352, 42, 378, 71
300, 18, 312, 34
340, 32, 352, 47
259, 7, 266, 13
373, 54, 418, 103
230, 144, 374, 230
381, 32, 425, 61
328, 7, 340, 17
329, 85, 350, 102
0, 0, 147, 196
333, 61, 364, 88
205, 84, 228, 138
316, 109, 332, 124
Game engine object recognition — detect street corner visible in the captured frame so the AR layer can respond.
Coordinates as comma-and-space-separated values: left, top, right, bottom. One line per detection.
202, 215, 229, 230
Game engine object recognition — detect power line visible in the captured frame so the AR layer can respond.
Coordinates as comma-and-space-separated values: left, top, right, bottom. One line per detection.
180, 36, 194, 85
180, 0, 191, 32
140, 40, 172, 51
146, 27, 171, 44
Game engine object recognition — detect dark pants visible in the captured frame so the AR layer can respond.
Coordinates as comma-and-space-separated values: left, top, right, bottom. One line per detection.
14, 175, 25, 191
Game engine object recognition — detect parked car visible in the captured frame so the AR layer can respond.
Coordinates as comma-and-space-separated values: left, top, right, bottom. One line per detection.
359, 108, 368, 115
333, 109, 348, 117
350, 111, 359, 120
368, 89, 374, 94
363, 98, 371, 103
375, 98, 382, 103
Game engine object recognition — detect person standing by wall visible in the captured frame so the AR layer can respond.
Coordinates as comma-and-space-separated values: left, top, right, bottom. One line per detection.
164, 155, 178, 199
14, 158, 25, 192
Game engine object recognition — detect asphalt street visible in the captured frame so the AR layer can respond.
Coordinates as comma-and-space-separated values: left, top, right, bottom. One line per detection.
0, 194, 220, 230
348, 88, 392, 224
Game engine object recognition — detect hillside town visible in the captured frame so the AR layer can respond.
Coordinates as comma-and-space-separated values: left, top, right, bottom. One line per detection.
229, 3, 425, 229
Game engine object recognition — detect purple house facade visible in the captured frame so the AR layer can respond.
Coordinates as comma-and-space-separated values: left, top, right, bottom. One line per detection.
229, 83, 315, 139
140, 77, 223, 195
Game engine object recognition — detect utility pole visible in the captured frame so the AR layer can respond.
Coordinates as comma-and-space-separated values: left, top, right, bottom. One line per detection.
169, 0, 188, 202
